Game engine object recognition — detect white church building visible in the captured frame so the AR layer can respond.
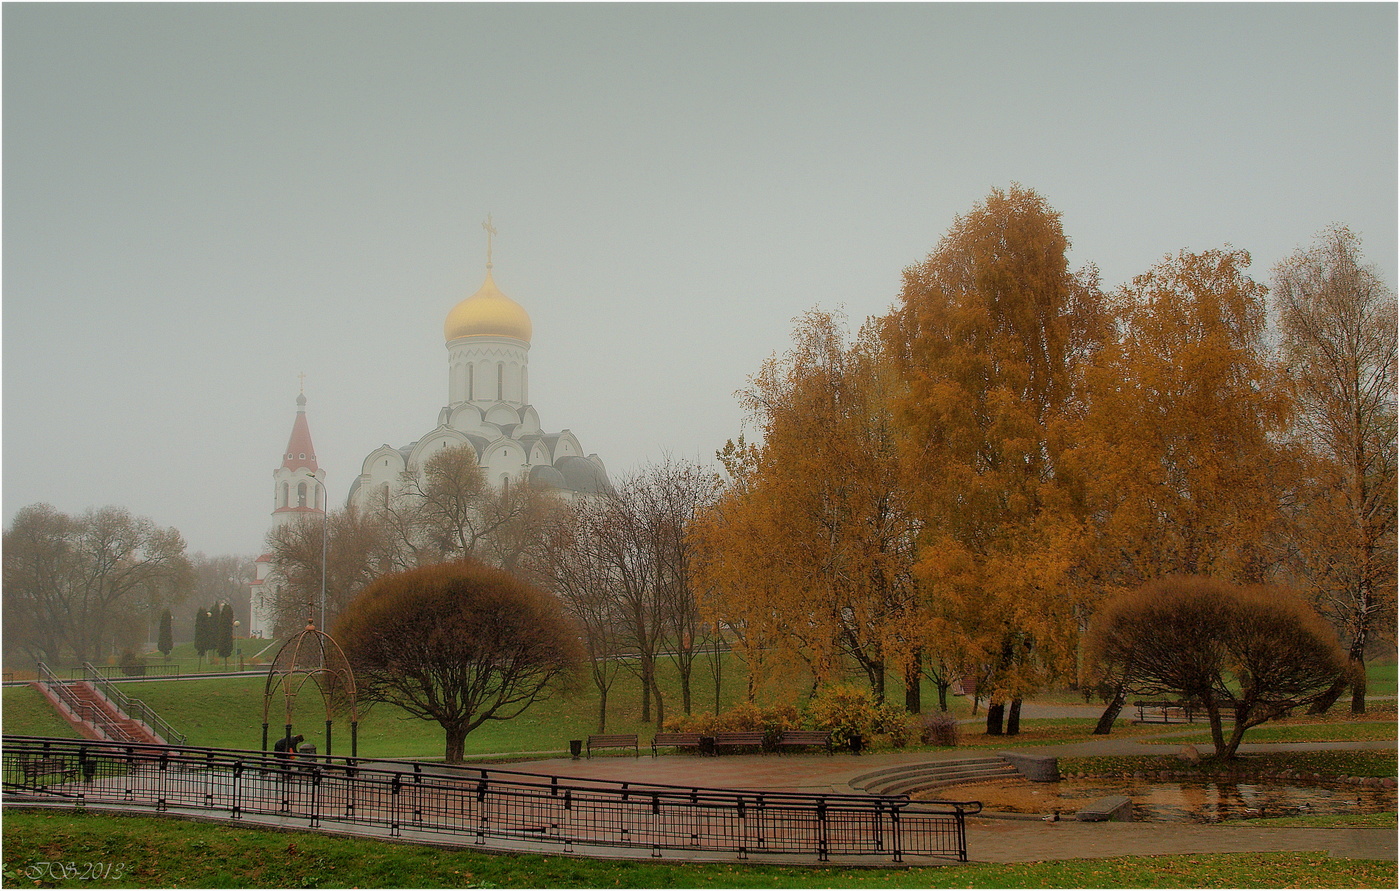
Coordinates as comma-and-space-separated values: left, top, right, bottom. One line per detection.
250, 224, 611, 637
347, 227, 612, 511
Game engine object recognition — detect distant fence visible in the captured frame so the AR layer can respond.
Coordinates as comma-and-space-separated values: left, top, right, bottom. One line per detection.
2, 736, 978, 863
67, 664, 184, 681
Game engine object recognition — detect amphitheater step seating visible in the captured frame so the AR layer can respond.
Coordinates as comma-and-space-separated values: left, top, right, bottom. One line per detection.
849, 756, 1023, 796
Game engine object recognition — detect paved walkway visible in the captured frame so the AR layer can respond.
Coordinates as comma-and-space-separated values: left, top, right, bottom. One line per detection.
497, 730, 1397, 863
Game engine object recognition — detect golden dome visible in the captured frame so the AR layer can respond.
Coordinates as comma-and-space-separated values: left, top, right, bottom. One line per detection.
444, 270, 533, 343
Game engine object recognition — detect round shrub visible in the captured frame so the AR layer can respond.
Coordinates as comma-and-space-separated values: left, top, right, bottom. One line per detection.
920, 711, 960, 747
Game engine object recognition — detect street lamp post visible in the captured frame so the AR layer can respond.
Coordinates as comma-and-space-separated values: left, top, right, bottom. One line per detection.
304, 474, 328, 633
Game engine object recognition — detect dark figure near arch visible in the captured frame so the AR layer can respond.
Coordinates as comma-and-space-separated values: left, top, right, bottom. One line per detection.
274, 734, 305, 759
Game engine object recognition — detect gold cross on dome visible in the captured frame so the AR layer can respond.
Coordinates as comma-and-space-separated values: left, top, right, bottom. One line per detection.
298, 372, 306, 394
483, 214, 497, 269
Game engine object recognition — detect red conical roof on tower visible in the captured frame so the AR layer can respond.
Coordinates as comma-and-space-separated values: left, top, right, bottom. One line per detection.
283, 392, 319, 473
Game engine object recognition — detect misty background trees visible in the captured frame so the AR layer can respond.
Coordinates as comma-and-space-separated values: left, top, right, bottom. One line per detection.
3, 504, 195, 665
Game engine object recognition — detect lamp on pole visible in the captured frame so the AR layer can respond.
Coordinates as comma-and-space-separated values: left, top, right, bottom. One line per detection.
303, 473, 328, 633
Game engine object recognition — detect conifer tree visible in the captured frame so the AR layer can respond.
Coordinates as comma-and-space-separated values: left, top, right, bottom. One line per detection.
157, 608, 173, 660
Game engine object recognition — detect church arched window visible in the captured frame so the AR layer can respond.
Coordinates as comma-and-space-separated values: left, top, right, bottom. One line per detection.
497, 362, 505, 401
297, 482, 308, 508
281, 482, 289, 508
467, 363, 474, 401
521, 366, 528, 404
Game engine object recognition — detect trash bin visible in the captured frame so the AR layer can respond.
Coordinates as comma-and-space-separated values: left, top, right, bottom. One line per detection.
849, 734, 864, 755
569, 739, 583, 759
699, 735, 717, 757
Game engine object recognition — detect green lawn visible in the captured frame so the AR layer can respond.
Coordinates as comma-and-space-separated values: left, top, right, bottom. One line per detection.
1, 686, 80, 739
1366, 660, 1397, 697
1173, 721, 1397, 746
1061, 749, 1398, 780
3, 809, 1393, 889
4, 652, 784, 759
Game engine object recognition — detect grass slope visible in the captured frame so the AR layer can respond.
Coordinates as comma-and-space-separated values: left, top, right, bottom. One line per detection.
3, 809, 1394, 889
2, 686, 85, 739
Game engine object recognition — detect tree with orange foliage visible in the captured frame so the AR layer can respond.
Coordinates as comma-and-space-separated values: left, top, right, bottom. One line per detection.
884, 185, 1104, 734
334, 560, 583, 763
1273, 225, 1397, 714
1069, 247, 1293, 586
1065, 248, 1297, 731
693, 310, 920, 702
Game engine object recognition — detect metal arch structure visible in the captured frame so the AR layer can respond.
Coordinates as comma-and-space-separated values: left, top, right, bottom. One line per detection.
261, 623, 360, 758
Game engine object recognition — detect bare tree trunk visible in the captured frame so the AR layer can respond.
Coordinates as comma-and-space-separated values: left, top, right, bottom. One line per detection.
1005, 698, 1023, 735
1350, 657, 1368, 715
597, 686, 609, 733
905, 648, 922, 714
445, 724, 468, 764
1094, 682, 1127, 735
985, 701, 1005, 735
650, 672, 666, 729
1307, 674, 1347, 715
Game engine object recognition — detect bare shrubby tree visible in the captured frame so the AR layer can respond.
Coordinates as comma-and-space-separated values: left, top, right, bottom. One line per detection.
536, 498, 631, 732
264, 506, 401, 634
179, 553, 254, 642
1086, 576, 1348, 758
631, 457, 722, 716
1273, 225, 1398, 713
334, 560, 584, 763
379, 445, 562, 572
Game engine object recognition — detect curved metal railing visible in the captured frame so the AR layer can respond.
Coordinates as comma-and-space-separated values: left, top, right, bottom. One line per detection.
2, 736, 978, 862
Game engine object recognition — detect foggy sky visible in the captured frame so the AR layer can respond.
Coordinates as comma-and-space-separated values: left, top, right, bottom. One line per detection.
4, 3, 1396, 556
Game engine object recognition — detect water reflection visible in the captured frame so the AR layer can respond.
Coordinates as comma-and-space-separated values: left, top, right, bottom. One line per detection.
918, 778, 1397, 823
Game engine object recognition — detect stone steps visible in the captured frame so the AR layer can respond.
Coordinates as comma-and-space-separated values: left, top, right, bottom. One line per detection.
62, 682, 164, 745
850, 756, 1023, 796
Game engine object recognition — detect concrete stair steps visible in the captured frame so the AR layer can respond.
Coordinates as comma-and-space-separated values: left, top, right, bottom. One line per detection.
63, 682, 163, 745
849, 756, 1007, 787
875, 769, 1022, 796
851, 756, 1024, 796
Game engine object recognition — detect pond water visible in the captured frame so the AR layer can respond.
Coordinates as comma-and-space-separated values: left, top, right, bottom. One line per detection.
916, 778, 1397, 823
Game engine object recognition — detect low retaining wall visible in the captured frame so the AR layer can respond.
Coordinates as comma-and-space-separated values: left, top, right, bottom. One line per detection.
999, 751, 1059, 782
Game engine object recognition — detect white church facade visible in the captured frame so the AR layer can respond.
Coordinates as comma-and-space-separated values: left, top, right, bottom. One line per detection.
347, 226, 612, 511
250, 223, 610, 636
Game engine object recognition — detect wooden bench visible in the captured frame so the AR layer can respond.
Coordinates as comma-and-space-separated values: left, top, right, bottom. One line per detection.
1133, 700, 1198, 724
712, 731, 766, 752
776, 729, 833, 755
651, 731, 704, 757
18, 757, 77, 783
586, 733, 639, 758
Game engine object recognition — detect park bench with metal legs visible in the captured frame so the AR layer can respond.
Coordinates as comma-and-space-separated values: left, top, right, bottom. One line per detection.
776, 729, 833, 754
1133, 700, 1199, 724
18, 757, 77, 784
651, 731, 704, 756
712, 731, 766, 752
586, 733, 639, 758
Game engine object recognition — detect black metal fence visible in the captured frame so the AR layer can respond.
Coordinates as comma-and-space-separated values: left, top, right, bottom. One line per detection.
3, 736, 978, 863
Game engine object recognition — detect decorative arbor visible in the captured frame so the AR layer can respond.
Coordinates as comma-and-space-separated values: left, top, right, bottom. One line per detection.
262, 622, 359, 757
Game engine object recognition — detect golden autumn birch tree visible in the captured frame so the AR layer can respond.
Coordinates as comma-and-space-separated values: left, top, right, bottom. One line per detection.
1273, 225, 1397, 714
692, 310, 920, 703
884, 185, 1104, 735
1066, 248, 1296, 731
